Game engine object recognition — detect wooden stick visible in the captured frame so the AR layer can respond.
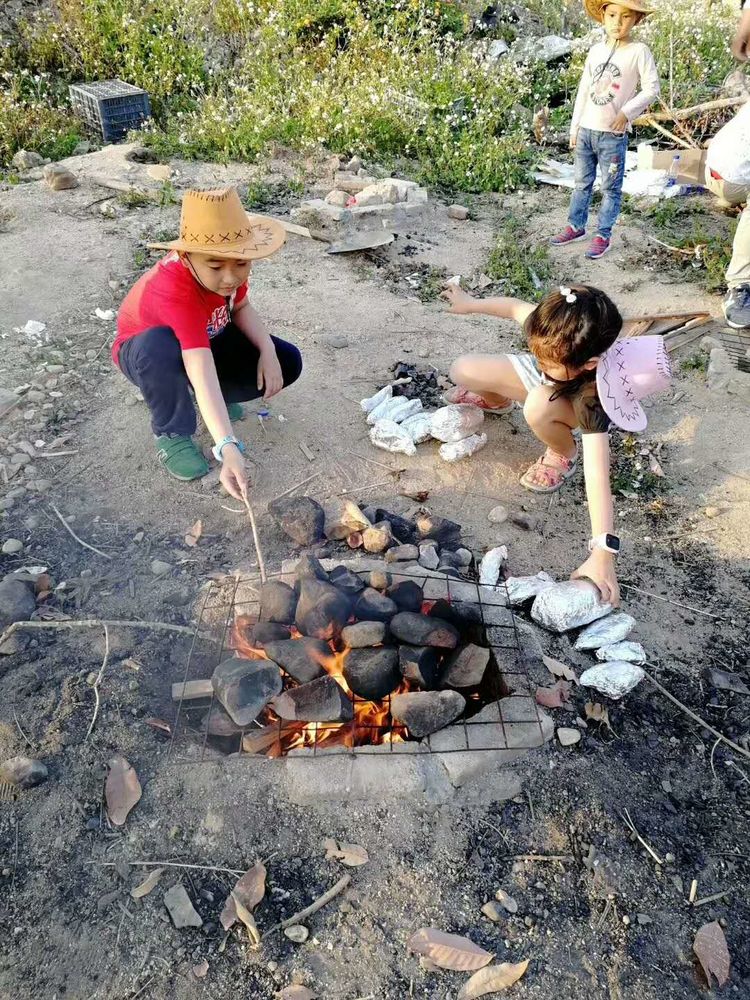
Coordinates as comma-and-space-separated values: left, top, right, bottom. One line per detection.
261, 874, 351, 939
242, 722, 298, 754
338, 480, 395, 496
501, 854, 574, 863
634, 95, 747, 124
242, 495, 267, 584
642, 666, 750, 761
347, 451, 404, 473
88, 859, 246, 877
50, 503, 112, 560
693, 887, 736, 908
299, 442, 316, 462
85, 623, 109, 740
171, 679, 213, 701
267, 472, 321, 505
643, 117, 697, 149
0, 618, 194, 652
12, 707, 34, 750
620, 583, 722, 619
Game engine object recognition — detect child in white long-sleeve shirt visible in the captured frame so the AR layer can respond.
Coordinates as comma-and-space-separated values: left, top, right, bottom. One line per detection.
550, 0, 660, 259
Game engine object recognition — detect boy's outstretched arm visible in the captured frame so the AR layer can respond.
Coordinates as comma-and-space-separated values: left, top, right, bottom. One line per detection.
441, 286, 535, 324
570, 432, 620, 606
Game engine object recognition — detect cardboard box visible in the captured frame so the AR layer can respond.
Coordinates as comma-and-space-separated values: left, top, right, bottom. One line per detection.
637, 143, 707, 185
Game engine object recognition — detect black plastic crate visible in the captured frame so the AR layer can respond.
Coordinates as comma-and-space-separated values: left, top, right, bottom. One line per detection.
69, 79, 151, 142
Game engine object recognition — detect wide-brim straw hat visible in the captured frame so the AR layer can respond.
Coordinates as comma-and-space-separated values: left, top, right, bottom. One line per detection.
148, 187, 286, 260
584, 0, 655, 23
596, 335, 672, 432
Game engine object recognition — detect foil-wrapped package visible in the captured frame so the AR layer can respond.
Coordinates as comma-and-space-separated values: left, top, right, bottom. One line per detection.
502, 572, 556, 605
367, 395, 422, 426
401, 411, 433, 444
369, 418, 416, 456
574, 612, 635, 650
360, 384, 392, 414
478, 545, 508, 586
580, 661, 645, 699
596, 640, 646, 663
531, 580, 613, 633
430, 404, 484, 443
439, 432, 488, 462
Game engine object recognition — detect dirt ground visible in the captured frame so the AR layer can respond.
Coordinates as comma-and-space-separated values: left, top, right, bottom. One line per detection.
0, 145, 748, 1000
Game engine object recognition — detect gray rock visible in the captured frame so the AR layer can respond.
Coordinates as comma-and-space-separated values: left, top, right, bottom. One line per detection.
258, 580, 298, 624
454, 548, 473, 568
391, 690, 465, 737
387, 580, 423, 612
247, 622, 290, 647
271, 675, 353, 722
0, 577, 35, 629
212, 656, 283, 726
362, 520, 394, 554
389, 612, 459, 649
325, 189, 350, 207
1, 539, 23, 555
511, 511, 542, 532
43, 163, 79, 191
295, 553, 329, 582
0, 756, 48, 789
295, 579, 351, 640
202, 704, 244, 736
353, 588, 398, 622
399, 645, 441, 689
447, 204, 469, 221
436, 549, 464, 571
488, 504, 509, 524
150, 559, 172, 576
329, 565, 365, 596
12, 150, 44, 171
384, 544, 419, 563
343, 647, 401, 700
441, 643, 491, 688
72, 140, 94, 155
263, 637, 330, 683
418, 542, 440, 571
25, 479, 52, 492
341, 620, 387, 648
164, 883, 203, 928
284, 924, 309, 943
322, 334, 349, 349
269, 496, 325, 546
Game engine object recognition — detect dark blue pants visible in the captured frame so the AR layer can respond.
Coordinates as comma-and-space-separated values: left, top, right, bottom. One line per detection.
118, 323, 303, 437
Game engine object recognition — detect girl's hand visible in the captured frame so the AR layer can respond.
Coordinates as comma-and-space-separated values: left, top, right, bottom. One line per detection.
571, 549, 620, 606
570, 132, 577, 149
440, 285, 476, 314
257, 345, 283, 400
611, 112, 629, 134
220, 445, 249, 502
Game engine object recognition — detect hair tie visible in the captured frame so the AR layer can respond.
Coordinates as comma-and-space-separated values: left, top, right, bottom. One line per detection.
559, 285, 577, 304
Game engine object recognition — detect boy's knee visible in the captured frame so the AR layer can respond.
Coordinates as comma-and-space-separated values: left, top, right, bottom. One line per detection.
133, 327, 182, 369
282, 344, 303, 387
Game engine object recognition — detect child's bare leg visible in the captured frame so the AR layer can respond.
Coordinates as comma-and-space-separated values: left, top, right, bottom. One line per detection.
449, 354, 528, 406
523, 384, 577, 459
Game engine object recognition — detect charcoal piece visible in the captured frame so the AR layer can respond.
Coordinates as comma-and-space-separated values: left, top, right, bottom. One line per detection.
343, 647, 401, 700
295, 553, 329, 582
391, 690, 466, 737
259, 581, 298, 624
437, 565, 462, 579
428, 599, 486, 645
388, 580, 424, 613
385, 544, 419, 563
436, 549, 463, 571
342, 620, 387, 648
399, 645, 442, 689
390, 612, 459, 649
212, 657, 282, 726
353, 588, 398, 622
202, 704, 244, 736
369, 570, 391, 592
268, 496, 325, 546
415, 514, 462, 546
329, 565, 366, 596
441, 643, 491, 688
271, 675, 353, 723
263, 638, 330, 683
249, 622, 291, 647
295, 579, 352, 640
373, 509, 419, 545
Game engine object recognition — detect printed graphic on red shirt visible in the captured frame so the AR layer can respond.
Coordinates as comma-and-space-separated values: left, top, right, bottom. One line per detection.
590, 62, 622, 107
207, 302, 231, 339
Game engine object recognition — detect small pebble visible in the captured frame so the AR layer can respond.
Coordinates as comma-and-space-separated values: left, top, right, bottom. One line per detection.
488, 504, 509, 524
447, 204, 469, 221
283, 924, 309, 943
150, 559, 173, 576
481, 901, 502, 922
1, 538, 23, 555
704, 506, 721, 518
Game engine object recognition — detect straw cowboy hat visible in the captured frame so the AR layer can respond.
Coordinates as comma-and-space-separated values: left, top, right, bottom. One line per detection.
148, 187, 286, 260
596, 335, 671, 432
584, 0, 654, 22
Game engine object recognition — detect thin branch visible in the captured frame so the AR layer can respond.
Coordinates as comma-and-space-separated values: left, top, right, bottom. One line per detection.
12, 707, 34, 749
50, 503, 112, 560
0, 618, 194, 652
693, 887, 736, 908
620, 808, 663, 864
620, 583, 722, 619
261, 873, 351, 939
267, 472, 322, 505
87, 860, 246, 877
85, 624, 110, 741
242, 496, 267, 584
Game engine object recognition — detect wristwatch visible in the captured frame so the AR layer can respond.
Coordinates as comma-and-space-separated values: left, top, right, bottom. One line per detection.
589, 533, 621, 555
212, 435, 245, 462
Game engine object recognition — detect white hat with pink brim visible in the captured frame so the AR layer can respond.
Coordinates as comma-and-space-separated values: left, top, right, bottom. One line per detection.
596, 335, 672, 432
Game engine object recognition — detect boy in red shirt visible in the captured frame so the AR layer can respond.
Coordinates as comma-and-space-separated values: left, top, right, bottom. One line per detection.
113, 187, 302, 500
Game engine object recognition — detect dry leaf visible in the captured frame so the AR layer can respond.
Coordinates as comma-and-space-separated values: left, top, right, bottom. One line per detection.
323, 837, 369, 867
494, 888, 518, 914
584, 702, 612, 730
105, 756, 142, 826
277, 988, 317, 1000
130, 867, 164, 900
542, 655, 578, 683
192, 960, 209, 979
407, 928, 493, 972
693, 921, 731, 987
184, 519, 203, 547
144, 717, 172, 735
458, 960, 530, 999
535, 680, 571, 709
231, 891, 261, 945
219, 862, 266, 931
648, 453, 665, 478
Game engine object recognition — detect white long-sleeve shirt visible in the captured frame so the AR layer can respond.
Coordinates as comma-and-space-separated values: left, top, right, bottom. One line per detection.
706, 101, 750, 187
570, 40, 660, 137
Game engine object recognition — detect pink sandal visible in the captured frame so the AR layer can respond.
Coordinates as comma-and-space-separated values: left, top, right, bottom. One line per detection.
520, 448, 578, 493
443, 386, 515, 414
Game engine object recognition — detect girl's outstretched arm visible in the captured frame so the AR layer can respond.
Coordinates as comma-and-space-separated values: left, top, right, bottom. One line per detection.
441, 285, 535, 324
570, 432, 620, 606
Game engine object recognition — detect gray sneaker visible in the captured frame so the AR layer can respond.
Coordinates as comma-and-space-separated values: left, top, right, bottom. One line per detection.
723, 284, 750, 329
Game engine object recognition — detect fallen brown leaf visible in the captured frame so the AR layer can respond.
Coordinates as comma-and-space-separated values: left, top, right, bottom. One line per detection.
34, 573, 52, 596
584, 701, 612, 730
144, 717, 172, 735
535, 680, 571, 709
130, 867, 164, 900
693, 920, 731, 987
276, 988, 317, 1000
407, 928, 493, 972
323, 837, 369, 867
231, 890, 260, 945
220, 862, 266, 932
184, 519, 203, 547
458, 960, 530, 998
542, 655, 578, 684
105, 756, 142, 826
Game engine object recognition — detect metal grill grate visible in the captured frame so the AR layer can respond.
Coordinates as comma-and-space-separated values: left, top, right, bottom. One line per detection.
719, 329, 750, 374
167, 564, 546, 763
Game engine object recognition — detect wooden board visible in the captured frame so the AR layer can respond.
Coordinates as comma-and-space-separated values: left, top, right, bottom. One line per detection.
171, 679, 213, 701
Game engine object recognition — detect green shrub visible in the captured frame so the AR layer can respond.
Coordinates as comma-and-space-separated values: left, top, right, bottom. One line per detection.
485, 215, 555, 300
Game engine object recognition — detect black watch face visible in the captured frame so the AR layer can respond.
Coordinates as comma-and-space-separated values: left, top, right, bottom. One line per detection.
605, 533, 621, 552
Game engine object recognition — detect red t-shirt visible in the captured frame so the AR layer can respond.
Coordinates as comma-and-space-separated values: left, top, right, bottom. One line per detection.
113, 252, 248, 363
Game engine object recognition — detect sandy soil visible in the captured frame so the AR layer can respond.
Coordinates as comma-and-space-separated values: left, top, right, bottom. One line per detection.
0, 145, 748, 1000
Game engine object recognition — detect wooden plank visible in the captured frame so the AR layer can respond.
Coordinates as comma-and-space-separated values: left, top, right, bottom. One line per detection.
171, 679, 213, 701
299, 441, 316, 462
622, 319, 654, 338
242, 722, 297, 754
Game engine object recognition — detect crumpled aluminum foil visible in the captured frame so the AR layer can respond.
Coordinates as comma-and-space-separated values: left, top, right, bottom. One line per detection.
502, 572, 555, 605
367, 395, 423, 426
439, 432, 487, 462
430, 404, 484, 443
531, 580, 613, 633
478, 546, 508, 586
401, 411, 433, 444
596, 640, 646, 663
574, 612, 635, 650
360, 384, 392, 414
369, 418, 416, 456
580, 661, 645, 699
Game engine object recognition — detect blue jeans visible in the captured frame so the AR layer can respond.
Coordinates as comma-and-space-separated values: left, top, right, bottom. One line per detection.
569, 128, 628, 240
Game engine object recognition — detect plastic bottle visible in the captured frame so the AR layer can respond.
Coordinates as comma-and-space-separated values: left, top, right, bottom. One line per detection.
666, 154, 681, 186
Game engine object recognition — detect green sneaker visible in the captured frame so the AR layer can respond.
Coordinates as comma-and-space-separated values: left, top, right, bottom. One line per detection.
155, 435, 209, 481
227, 402, 244, 422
